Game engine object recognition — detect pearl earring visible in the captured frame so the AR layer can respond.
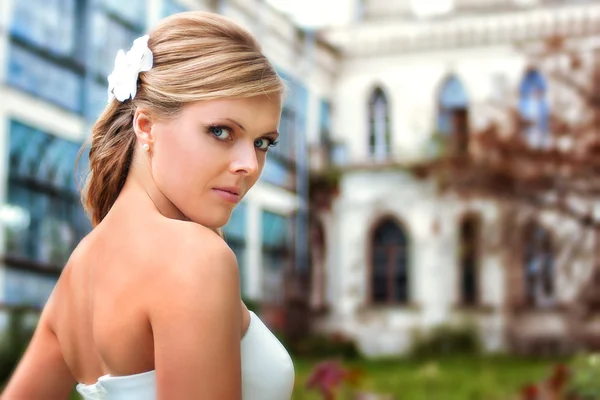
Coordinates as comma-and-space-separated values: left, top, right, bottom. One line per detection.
142, 143, 150, 152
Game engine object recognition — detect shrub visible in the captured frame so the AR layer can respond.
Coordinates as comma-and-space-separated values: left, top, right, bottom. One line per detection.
288, 332, 361, 360
567, 353, 600, 399
409, 322, 481, 359
0, 307, 37, 382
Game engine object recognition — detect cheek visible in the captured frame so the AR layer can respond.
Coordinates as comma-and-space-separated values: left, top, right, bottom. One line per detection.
153, 135, 204, 194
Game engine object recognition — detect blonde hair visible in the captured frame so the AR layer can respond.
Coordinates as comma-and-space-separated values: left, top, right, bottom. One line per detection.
79, 11, 285, 226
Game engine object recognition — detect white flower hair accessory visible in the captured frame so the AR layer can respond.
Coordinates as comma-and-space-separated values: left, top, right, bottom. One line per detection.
107, 34, 153, 103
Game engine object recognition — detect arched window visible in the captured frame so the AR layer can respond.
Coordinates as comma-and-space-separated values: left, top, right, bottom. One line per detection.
371, 218, 409, 304
438, 75, 469, 153
519, 69, 549, 148
310, 219, 326, 310
523, 222, 555, 308
459, 215, 480, 306
368, 88, 391, 161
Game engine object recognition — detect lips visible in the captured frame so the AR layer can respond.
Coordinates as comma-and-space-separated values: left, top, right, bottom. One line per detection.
212, 186, 242, 204
213, 186, 241, 196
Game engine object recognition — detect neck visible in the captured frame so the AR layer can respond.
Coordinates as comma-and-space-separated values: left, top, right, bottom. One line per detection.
118, 150, 188, 222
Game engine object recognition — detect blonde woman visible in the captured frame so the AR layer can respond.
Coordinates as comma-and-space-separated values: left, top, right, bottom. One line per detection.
2, 11, 294, 400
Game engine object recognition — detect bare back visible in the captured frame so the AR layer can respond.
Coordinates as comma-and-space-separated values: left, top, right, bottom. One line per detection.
51, 214, 166, 384
49, 205, 246, 386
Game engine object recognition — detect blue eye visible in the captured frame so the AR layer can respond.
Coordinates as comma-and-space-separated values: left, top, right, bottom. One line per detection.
254, 138, 277, 151
210, 126, 232, 140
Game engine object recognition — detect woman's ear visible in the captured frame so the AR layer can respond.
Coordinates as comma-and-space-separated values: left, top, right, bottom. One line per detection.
133, 108, 155, 147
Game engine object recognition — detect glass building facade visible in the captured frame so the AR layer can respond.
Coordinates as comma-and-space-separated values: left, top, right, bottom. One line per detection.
1, 0, 309, 308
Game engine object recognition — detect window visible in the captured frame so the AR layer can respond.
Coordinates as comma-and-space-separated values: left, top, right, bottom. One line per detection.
85, 2, 144, 119
260, 158, 295, 188
11, 0, 77, 57
519, 69, 549, 148
85, 80, 109, 121
459, 215, 480, 306
223, 203, 247, 294
98, 0, 147, 28
88, 10, 141, 78
4, 269, 57, 308
261, 211, 291, 305
8, 45, 83, 112
7, 0, 145, 120
370, 218, 409, 304
523, 223, 555, 308
260, 104, 297, 188
4, 120, 90, 269
271, 107, 296, 162
368, 88, 391, 161
310, 219, 326, 309
438, 75, 469, 153
319, 99, 332, 146
8, 0, 81, 112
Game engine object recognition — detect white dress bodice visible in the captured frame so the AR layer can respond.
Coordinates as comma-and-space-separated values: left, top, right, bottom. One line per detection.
76, 311, 294, 400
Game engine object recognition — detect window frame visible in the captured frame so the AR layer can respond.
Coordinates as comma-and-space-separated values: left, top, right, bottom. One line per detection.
368, 87, 391, 161
367, 216, 410, 306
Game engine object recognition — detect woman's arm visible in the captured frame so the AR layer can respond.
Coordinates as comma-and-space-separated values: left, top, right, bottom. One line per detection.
2, 298, 76, 400
148, 228, 243, 400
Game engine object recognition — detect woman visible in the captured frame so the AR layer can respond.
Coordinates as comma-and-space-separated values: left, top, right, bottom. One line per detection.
2, 11, 294, 400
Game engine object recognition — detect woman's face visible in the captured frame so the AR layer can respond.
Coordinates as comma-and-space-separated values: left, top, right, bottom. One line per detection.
148, 94, 282, 228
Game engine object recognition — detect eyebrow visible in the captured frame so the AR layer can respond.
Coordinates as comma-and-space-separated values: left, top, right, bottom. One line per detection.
225, 118, 279, 138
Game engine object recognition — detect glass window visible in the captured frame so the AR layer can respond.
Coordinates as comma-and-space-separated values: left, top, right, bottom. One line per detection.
98, 0, 147, 28
519, 69, 550, 148
262, 211, 290, 248
523, 223, 555, 308
271, 107, 296, 162
11, 0, 76, 57
8, 45, 82, 112
371, 219, 409, 304
261, 211, 291, 304
85, 80, 108, 123
319, 99, 331, 144
228, 241, 246, 295
262, 249, 287, 304
224, 203, 247, 291
368, 88, 391, 161
4, 269, 57, 308
437, 76, 469, 154
459, 215, 479, 306
4, 121, 91, 268
88, 11, 140, 77
260, 158, 294, 188
224, 203, 247, 241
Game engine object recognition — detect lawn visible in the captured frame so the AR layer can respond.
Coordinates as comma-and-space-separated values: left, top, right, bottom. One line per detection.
291, 355, 565, 400
2, 355, 567, 400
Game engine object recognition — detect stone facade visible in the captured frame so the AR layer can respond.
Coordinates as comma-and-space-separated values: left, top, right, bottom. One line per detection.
309, 0, 600, 357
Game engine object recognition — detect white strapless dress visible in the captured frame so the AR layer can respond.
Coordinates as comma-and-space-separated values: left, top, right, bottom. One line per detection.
76, 311, 294, 400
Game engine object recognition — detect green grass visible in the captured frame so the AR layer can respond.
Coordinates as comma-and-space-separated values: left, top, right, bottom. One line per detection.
3, 355, 565, 400
291, 354, 565, 400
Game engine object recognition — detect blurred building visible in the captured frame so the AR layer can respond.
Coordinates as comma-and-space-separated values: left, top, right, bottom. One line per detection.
308, 0, 600, 356
0, 0, 336, 330
3, 0, 599, 358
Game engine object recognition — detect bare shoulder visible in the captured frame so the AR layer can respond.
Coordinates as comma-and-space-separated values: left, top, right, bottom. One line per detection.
145, 221, 243, 398
144, 219, 241, 322
150, 220, 238, 283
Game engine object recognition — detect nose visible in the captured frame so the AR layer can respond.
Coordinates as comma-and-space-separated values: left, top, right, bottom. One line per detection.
230, 141, 259, 176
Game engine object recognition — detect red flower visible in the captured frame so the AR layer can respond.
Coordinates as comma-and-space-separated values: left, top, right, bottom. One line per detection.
306, 361, 347, 400
520, 383, 540, 400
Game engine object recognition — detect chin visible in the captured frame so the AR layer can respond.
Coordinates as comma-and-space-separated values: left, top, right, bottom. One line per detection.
191, 210, 233, 230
